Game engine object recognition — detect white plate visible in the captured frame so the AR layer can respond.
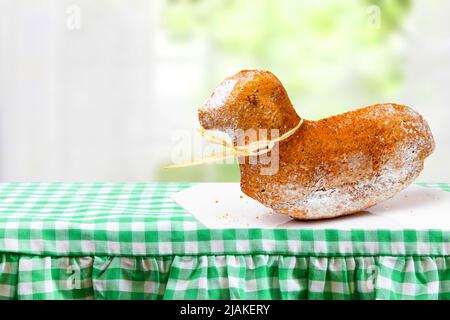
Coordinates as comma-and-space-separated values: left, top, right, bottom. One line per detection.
172, 183, 450, 230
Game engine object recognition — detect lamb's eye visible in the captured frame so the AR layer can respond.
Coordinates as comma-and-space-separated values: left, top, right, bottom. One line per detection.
248, 94, 258, 104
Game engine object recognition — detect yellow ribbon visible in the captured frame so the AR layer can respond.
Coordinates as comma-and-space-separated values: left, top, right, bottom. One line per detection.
165, 118, 304, 169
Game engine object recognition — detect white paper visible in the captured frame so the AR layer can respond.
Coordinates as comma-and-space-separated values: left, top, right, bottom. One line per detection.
171, 183, 450, 230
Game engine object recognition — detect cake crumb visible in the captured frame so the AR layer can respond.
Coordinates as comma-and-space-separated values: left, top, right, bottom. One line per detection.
214, 200, 219, 204
240, 195, 243, 199
255, 215, 260, 220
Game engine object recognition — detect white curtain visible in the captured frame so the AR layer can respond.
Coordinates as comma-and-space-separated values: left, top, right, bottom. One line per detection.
0, 0, 208, 181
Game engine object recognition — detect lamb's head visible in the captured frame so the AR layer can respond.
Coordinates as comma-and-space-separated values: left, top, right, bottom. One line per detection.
198, 70, 301, 139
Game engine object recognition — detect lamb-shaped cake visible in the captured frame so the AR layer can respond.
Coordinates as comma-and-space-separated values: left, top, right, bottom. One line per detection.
198, 70, 435, 219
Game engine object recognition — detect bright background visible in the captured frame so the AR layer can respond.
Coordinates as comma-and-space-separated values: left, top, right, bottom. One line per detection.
0, 0, 448, 182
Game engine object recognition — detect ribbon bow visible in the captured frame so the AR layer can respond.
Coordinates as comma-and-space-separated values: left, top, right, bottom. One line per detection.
165, 118, 303, 169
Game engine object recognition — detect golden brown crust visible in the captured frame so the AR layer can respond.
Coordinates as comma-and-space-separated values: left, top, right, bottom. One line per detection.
199, 70, 435, 219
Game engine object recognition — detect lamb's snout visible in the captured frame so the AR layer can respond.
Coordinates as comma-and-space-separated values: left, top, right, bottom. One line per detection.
198, 108, 218, 130
198, 77, 240, 131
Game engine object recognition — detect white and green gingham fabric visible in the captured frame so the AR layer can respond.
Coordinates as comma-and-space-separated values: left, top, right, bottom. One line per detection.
0, 182, 449, 300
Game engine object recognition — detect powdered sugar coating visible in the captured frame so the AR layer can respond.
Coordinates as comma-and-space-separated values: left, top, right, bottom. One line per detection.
202, 79, 238, 110
268, 144, 423, 219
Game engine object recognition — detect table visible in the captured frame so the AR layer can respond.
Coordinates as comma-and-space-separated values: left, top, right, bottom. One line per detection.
0, 182, 448, 300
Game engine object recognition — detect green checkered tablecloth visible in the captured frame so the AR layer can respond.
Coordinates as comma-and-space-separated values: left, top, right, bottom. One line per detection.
0, 182, 449, 300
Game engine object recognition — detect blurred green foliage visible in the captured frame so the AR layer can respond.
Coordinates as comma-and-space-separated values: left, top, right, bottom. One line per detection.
158, 0, 411, 182
156, 164, 241, 182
